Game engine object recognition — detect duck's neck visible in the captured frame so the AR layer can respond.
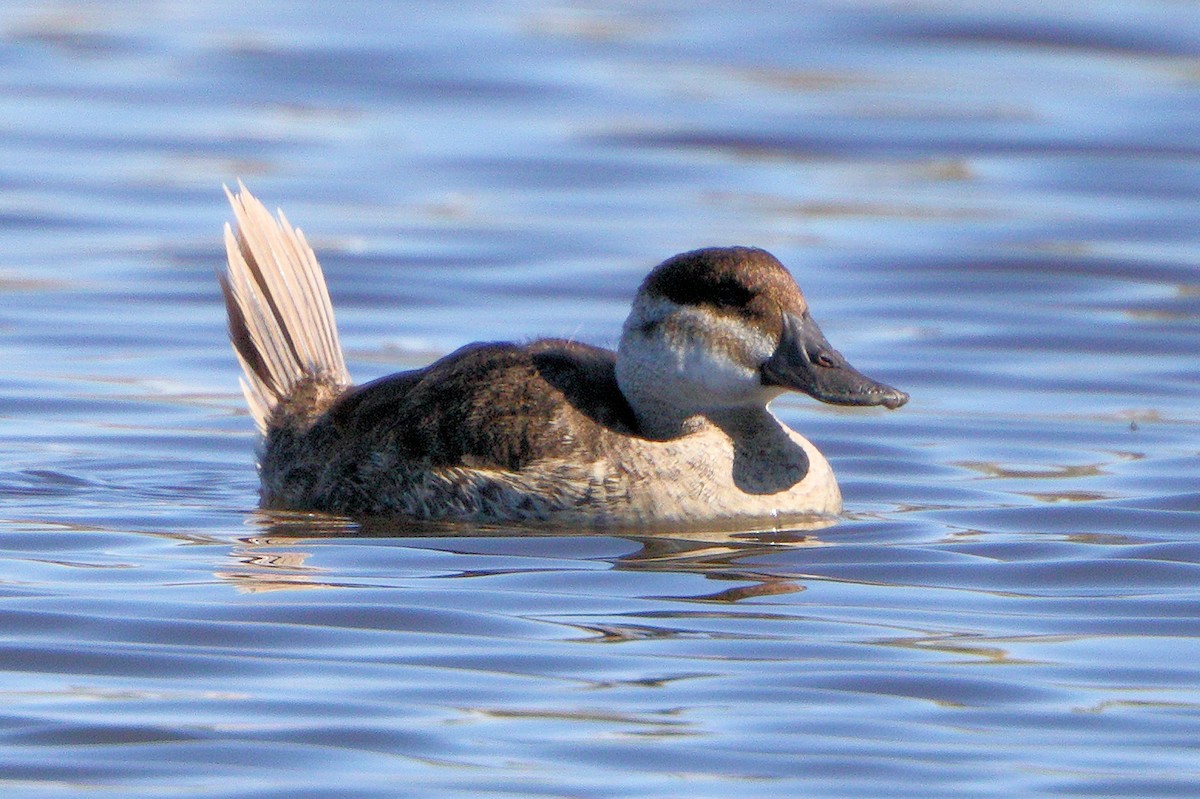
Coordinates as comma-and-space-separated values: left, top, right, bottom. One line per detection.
614, 358, 690, 439
619, 374, 777, 442
628, 396, 705, 440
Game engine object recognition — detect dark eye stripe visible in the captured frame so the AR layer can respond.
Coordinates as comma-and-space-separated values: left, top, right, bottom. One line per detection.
711, 280, 755, 308
655, 278, 756, 313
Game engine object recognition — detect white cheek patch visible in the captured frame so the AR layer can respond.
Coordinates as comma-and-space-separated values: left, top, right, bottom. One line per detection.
670, 306, 775, 401
624, 298, 777, 407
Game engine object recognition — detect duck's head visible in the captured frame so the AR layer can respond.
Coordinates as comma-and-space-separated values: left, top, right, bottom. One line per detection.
616, 246, 908, 437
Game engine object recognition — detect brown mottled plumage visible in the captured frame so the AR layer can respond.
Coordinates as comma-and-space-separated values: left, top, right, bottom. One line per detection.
220, 186, 907, 526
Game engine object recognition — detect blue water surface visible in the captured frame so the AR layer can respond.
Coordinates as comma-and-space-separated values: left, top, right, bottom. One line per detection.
1, 2, 1198, 797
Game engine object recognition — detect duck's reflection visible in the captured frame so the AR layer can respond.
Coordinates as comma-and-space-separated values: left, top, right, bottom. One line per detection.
215, 512, 1029, 669
214, 550, 325, 594
218, 509, 834, 597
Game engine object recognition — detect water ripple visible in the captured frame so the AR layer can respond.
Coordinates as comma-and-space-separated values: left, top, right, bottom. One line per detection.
0, 1, 1198, 797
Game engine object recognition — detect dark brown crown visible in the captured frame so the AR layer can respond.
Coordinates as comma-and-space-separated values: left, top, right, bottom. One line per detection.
640, 246, 807, 328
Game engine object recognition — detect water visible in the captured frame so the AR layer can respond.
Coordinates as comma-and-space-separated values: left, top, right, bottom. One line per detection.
1, 1, 1199, 796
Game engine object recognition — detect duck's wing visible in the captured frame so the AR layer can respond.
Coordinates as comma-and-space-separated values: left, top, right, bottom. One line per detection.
324, 340, 638, 471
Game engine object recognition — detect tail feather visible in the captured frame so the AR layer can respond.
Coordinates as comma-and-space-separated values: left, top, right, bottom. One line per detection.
220, 183, 350, 433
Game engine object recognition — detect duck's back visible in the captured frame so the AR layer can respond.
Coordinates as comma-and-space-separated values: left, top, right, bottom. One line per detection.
259, 339, 644, 517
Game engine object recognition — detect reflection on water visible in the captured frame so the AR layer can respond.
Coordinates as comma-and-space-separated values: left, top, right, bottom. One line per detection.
223, 510, 828, 597
0, 1, 1198, 797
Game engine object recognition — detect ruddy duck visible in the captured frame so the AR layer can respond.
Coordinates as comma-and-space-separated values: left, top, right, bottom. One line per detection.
220, 185, 907, 526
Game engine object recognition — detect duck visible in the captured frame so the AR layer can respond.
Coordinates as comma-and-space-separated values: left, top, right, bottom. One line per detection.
219, 185, 907, 527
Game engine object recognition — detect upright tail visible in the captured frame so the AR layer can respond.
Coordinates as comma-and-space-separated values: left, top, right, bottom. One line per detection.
220, 184, 350, 434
